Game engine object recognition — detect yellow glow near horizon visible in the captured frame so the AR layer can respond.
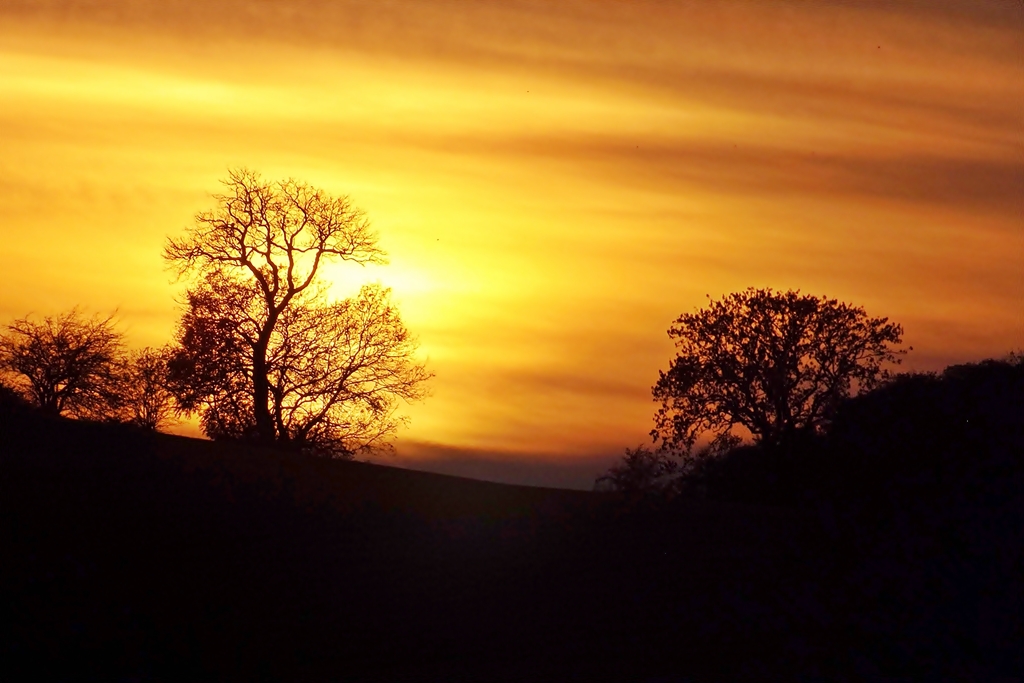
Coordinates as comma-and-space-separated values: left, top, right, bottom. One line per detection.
1, 1, 1021, 483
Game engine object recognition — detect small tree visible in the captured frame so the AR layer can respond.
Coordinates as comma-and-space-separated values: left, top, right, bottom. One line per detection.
0, 309, 124, 418
116, 347, 177, 431
595, 445, 679, 495
652, 288, 906, 454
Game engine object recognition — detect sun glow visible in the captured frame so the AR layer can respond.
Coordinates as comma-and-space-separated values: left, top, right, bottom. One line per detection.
1, 1, 1021, 485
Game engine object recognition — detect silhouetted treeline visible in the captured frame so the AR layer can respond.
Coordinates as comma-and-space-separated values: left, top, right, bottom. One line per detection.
654, 355, 1024, 677
678, 355, 1024, 508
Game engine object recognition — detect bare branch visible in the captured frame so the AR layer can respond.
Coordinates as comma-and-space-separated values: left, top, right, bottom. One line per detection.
163, 170, 394, 445
0, 308, 126, 419
164, 173, 428, 454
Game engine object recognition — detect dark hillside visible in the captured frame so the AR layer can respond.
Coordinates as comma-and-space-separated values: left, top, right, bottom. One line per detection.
3, 392, 1021, 680
1, 409, 820, 680
668, 357, 1024, 678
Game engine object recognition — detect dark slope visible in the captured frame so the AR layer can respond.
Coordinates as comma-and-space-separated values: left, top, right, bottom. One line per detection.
1, 411, 819, 681
3, 397, 1020, 681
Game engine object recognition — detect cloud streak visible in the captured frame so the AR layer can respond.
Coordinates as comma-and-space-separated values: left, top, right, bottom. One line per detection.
0, 1, 1020, 482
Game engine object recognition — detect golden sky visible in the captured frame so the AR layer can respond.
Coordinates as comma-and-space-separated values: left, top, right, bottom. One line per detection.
1, 1, 1021, 487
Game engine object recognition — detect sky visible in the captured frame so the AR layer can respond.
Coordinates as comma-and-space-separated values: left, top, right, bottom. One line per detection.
1, 0, 1021, 488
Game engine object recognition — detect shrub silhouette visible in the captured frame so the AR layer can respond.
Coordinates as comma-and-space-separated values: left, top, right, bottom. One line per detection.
0, 379, 31, 413
594, 445, 678, 496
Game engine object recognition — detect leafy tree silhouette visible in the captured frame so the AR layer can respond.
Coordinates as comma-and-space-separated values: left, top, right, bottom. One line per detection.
164, 169, 430, 455
601, 288, 906, 493
652, 288, 906, 454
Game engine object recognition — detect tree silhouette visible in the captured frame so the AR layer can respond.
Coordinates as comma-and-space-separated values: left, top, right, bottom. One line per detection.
115, 347, 177, 431
0, 309, 124, 418
164, 170, 429, 454
594, 445, 679, 495
652, 288, 906, 454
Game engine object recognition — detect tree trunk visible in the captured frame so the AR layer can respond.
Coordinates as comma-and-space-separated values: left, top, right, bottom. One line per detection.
251, 317, 278, 444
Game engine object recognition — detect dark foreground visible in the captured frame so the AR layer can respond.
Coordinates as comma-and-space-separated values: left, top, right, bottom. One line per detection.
2, 411, 1021, 681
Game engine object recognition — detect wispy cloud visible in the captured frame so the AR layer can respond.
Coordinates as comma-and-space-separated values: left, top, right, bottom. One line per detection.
0, 1, 1020, 480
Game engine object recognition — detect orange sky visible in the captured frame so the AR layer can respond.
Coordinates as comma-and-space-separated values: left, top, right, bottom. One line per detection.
1, 1, 1021, 487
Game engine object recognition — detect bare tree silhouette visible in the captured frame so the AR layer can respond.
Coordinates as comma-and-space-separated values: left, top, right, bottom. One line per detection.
0, 309, 124, 418
164, 170, 429, 454
116, 347, 178, 431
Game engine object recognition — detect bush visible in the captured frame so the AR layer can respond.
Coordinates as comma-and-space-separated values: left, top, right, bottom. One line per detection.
0, 380, 31, 413
595, 446, 680, 497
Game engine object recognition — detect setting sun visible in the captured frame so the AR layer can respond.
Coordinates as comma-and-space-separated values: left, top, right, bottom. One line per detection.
1, 1, 1021, 486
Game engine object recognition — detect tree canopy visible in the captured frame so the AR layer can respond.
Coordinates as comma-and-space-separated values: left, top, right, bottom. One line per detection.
164, 169, 429, 455
652, 288, 906, 454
